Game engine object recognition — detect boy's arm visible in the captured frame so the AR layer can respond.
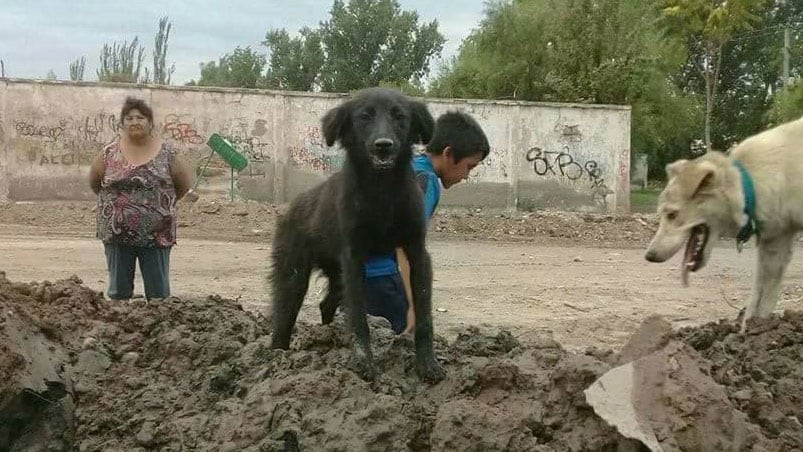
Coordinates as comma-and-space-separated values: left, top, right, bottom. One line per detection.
397, 247, 415, 335
416, 172, 439, 220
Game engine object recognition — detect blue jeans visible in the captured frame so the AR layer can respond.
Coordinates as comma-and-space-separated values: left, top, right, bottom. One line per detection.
104, 244, 171, 300
364, 273, 409, 334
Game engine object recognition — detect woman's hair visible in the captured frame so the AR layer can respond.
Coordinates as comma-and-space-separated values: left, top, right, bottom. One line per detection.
120, 97, 154, 124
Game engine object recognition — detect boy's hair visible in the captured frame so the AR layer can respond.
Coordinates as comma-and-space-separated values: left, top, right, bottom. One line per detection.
426, 111, 490, 163
120, 97, 154, 125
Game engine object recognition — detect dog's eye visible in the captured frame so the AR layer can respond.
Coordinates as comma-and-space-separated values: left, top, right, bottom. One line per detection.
666, 211, 678, 221
358, 112, 372, 121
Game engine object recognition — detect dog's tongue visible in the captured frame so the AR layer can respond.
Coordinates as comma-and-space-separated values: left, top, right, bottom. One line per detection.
681, 236, 693, 287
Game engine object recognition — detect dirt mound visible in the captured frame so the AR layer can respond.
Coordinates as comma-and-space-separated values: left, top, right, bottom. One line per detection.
674, 312, 803, 449
432, 210, 658, 247
0, 200, 658, 247
3, 273, 802, 451
0, 273, 622, 451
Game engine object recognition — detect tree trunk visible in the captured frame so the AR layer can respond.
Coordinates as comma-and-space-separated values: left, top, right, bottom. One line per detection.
705, 70, 713, 151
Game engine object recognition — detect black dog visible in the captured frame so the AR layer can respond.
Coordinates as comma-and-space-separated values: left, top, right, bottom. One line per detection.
269, 87, 445, 383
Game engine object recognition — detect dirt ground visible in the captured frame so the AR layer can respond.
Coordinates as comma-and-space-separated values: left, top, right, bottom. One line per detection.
2, 199, 803, 450
1, 200, 803, 350
2, 274, 803, 451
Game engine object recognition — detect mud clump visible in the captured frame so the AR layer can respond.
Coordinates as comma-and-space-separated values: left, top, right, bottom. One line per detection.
674, 312, 803, 449
0, 273, 622, 451
2, 272, 803, 451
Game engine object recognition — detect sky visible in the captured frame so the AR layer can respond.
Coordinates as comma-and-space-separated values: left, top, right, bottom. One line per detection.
0, 1, 487, 85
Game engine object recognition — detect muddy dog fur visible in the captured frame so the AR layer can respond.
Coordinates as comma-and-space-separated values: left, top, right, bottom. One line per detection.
269, 87, 445, 382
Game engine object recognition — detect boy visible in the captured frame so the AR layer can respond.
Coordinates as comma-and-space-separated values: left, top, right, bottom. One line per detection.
363, 111, 490, 334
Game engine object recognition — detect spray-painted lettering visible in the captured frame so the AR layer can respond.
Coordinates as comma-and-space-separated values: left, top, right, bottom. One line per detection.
525, 146, 605, 187
290, 126, 344, 173
162, 114, 205, 144
222, 134, 271, 162
14, 120, 66, 142
38, 152, 94, 166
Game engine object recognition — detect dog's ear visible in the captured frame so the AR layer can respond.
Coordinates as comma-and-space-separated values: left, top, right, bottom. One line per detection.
322, 101, 351, 147
408, 100, 435, 144
691, 161, 717, 196
677, 160, 717, 198
665, 159, 688, 179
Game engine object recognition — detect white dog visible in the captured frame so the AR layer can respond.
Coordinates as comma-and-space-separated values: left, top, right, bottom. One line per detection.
645, 116, 803, 329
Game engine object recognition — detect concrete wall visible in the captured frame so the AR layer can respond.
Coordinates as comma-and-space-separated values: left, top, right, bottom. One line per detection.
0, 79, 631, 212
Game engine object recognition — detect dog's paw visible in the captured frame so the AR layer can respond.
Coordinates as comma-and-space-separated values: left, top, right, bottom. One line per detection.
351, 344, 378, 381
417, 359, 446, 383
352, 356, 378, 381
270, 336, 291, 350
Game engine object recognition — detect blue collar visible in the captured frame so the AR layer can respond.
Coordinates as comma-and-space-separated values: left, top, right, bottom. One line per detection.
734, 160, 759, 251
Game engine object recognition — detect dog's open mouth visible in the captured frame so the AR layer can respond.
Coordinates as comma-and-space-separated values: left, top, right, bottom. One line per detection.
369, 155, 395, 170
681, 224, 709, 286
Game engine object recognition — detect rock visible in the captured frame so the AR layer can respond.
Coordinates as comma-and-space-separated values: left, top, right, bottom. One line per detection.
135, 421, 156, 447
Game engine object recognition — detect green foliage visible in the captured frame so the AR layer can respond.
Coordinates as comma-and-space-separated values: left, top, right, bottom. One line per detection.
194, 47, 267, 89
197, 0, 444, 92
661, 0, 769, 149
768, 78, 803, 124
263, 27, 324, 91
97, 37, 146, 83
430, 0, 703, 179
153, 16, 175, 85
318, 0, 444, 91
69, 57, 86, 81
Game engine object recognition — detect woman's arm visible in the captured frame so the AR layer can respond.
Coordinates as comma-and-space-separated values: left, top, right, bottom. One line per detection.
170, 156, 196, 200
89, 153, 105, 194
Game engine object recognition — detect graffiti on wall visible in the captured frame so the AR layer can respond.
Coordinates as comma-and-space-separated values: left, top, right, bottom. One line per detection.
14, 120, 67, 142
161, 114, 205, 144
555, 122, 583, 144
219, 117, 272, 163
289, 125, 344, 173
468, 147, 509, 182
14, 117, 107, 166
78, 113, 121, 146
12, 112, 213, 167
618, 148, 629, 189
525, 146, 604, 185
525, 145, 612, 206
26, 147, 95, 166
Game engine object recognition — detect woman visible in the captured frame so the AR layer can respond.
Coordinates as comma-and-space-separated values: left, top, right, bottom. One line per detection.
89, 97, 197, 300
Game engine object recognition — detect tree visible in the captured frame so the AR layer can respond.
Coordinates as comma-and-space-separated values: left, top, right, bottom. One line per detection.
431, 0, 703, 179
263, 27, 325, 91
672, 0, 803, 149
69, 57, 86, 81
194, 0, 443, 91
194, 46, 266, 88
46, 69, 57, 80
97, 37, 146, 83
768, 77, 803, 124
662, 0, 768, 150
318, 0, 444, 91
153, 16, 175, 85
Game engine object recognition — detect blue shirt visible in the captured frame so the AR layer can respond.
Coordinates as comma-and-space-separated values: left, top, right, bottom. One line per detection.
363, 154, 440, 278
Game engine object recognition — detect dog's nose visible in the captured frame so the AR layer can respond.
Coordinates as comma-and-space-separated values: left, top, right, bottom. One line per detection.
645, 250, 659, 262
374, 138, 393, 150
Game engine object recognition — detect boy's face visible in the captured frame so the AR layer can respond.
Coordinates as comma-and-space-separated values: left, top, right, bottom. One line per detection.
441, 147, 483, 189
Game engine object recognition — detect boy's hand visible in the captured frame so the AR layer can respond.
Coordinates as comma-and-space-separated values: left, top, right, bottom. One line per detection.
402, 305, 415, 335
